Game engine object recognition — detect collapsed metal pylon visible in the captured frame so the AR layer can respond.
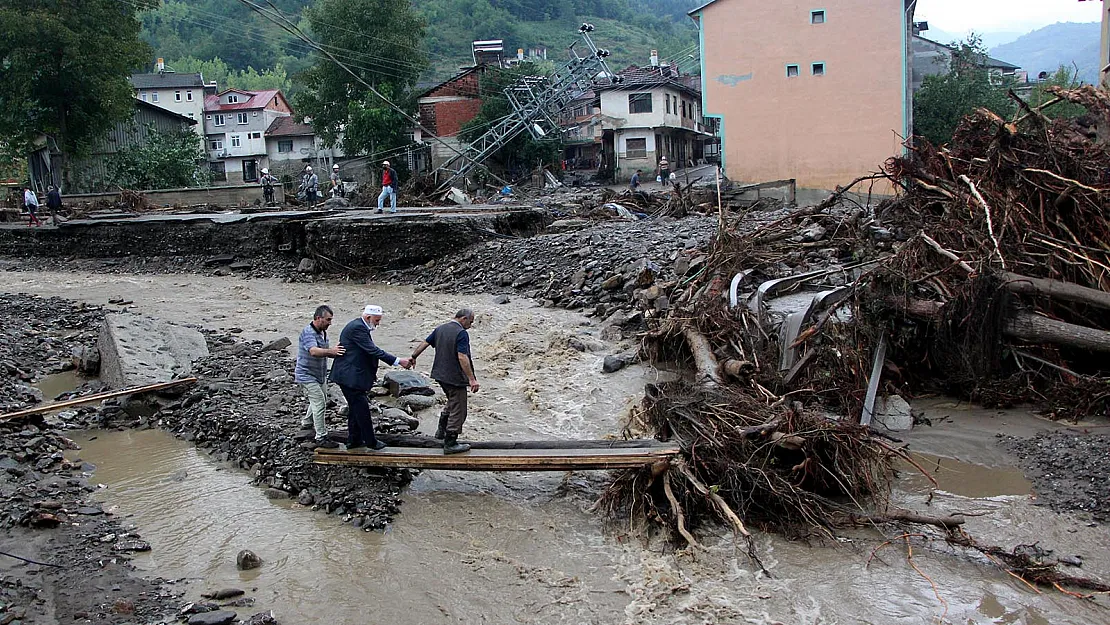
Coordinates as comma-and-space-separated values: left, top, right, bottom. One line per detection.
431, 24, 615, 193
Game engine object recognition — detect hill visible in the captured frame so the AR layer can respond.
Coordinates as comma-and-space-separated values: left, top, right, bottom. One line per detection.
990, 22, 1101, 84
138, 0, 702, 85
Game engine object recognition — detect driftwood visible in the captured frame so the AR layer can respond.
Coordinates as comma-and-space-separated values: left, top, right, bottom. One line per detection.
683, 326, 722, 387
999, 271, 1110, 310
0, 378, 198, 421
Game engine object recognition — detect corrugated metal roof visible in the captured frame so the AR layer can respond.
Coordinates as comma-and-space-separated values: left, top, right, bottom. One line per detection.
265, 116, 313, 137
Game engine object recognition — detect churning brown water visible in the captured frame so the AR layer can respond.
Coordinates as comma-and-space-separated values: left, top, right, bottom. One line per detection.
11, 271, 1110, 624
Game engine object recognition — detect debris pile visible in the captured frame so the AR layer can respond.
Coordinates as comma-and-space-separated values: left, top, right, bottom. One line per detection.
599, 87, 1110, 593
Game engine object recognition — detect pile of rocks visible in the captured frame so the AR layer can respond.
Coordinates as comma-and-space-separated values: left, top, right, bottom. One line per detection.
0, 293, 103, 413
398, 216, 718, 318
1003, 431, 1110, 522
139, 332, 416, 531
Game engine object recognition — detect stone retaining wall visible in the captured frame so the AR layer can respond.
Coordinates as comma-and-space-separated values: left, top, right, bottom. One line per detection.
65, 184, 282, 208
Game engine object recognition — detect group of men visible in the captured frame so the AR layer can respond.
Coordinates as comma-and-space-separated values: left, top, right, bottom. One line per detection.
22, 185, 62, 227
282, 160, 399, 212
294, 304, 479, 455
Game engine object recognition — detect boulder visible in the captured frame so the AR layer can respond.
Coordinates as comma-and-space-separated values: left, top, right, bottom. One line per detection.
187, 610, 238, 625
602, 355, 626, 374
97, 313, 208, 389
259, 337, 291, 352
383, 370, 435, 397
399, 394, 437, 411
297, 258, 317, 274
874, 395, 913, 432
236, 549, 262, 570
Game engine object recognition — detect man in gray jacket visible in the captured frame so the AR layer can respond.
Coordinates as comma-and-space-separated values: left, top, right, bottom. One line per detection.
410, 309, 479, 454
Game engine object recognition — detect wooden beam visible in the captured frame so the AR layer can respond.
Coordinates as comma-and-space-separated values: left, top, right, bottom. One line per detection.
0, 377, 198, 421
358, 433, 669, 450
312, 442, 681, 471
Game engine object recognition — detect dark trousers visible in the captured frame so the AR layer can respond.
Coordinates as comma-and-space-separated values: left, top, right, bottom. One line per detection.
439, 382, 468, 434
340, 385, 378, 447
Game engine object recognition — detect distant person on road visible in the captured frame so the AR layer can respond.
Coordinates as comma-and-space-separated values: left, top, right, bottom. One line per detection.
23, 186, 41, 227
301, 166, 319, 207
329, 305, 413, 452
658, 156, 670, 188
260, 168, 278, 205
630, 169, 642, 190
410, 309, 479, 455
375, 160, 398, 214
295, 305, 346, 449
45, 185, 62, 225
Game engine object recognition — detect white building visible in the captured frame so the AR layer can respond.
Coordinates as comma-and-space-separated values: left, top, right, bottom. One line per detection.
203, 89, 294, 184
598, 65, 714, 182
129, 63, 217, 136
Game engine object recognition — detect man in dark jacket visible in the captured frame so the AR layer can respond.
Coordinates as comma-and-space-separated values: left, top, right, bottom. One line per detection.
410, 309, 478, 454
329, 305, 412, 451
45, 186, 62, 225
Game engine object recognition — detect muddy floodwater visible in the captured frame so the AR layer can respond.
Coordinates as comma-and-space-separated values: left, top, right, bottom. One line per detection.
8, 270, 1110, 623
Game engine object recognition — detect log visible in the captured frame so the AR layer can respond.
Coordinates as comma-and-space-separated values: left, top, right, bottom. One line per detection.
999, 272, 1110, 310
0, 377, 198, 421
1005, 312, 1110, 354
683, 327, 723, 387
856, 509, 965, 530
336, 432, 669, 450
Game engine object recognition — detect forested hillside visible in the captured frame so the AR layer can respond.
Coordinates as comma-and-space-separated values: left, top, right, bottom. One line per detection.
138, 0, 701, 86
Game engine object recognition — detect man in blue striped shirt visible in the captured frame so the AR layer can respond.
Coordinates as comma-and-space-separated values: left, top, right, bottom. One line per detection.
295, 305, 345, 447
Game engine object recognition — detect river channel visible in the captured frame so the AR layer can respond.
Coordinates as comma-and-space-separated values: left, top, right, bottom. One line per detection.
7, 270, 1109, 624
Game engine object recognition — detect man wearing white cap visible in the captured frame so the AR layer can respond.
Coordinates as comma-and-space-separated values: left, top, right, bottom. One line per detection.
375, 160, 398, 214
329, 305, 413, 451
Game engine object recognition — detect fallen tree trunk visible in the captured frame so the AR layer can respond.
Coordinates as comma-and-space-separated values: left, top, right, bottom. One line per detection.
683, 327, 723, 387
885, 297, 1110, 353
1000, 271, 1110, 310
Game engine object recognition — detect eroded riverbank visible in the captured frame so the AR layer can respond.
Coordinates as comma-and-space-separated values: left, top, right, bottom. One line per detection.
3, 271, 1110, 624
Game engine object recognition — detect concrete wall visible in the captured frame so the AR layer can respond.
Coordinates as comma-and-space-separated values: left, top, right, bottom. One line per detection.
1102, 0, 1110, 87
696, 0, 907, 193
136, 89, 205, 134
63, 183, 281, 208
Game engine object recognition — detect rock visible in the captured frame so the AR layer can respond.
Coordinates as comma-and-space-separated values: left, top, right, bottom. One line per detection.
297, 258, 317, 274
600, 275, 623, 290
599, 325, 623, 342
1058, 554, 1084, 568
399, 394, 437, 411
382, 407, 420, 430
296, 491, 315, 506
97, 313, 209, 388
213, 267, 232, 277
800, 224, 827, 242
204, 254, 235, 266
602, 355, 626, 374
383, 370, 435, 397
187, 610, 238, 625
236, 549, 262, 570
201, 588, 245, 600
263, 488, 290, 500
547, 218, 589, 232
245, 611, 278, 625
259, 337, 291, 352
492, 294, 511, 305
114, 539, 152, 552
874, 395, 913, 432
229, 261, 253, 271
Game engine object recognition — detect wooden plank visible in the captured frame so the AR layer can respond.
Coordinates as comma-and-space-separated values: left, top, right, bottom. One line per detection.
312, 443, 680, 471
0, 377, 198, 421
356, 433, 668, 450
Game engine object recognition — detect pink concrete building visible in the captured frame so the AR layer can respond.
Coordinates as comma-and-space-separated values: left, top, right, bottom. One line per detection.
689, 0, 916, 193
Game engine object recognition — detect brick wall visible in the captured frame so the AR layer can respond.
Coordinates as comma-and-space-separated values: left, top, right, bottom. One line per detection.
434, 100, 483, 137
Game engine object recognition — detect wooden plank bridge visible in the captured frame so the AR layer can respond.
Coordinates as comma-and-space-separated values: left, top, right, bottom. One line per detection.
312, 436, 680, 471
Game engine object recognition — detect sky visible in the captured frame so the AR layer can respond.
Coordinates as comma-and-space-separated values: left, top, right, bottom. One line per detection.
914, 0, 1103, 35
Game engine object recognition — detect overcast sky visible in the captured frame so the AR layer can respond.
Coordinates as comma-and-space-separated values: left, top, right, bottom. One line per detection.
915, 0, 1103, 34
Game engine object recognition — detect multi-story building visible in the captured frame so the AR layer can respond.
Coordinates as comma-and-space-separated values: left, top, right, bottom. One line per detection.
203, 89, 293, 184
689, 0, 916, 193
559, 91, 602, 170
413, 66, 487, 170
597, 64, 715, 182
129, 60, 217, 136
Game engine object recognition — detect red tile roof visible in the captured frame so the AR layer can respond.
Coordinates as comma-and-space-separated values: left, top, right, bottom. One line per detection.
265, 116, 314, 137
204, 89, 285, 112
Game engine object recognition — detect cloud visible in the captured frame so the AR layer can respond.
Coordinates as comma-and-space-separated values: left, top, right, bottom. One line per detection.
915, 0, 1102, 34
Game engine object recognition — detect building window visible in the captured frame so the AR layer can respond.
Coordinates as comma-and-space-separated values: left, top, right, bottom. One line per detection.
187, 90, 194, 102
231, 135, 241, 148
227, 94, 239, 104
175, 90, 182, 102
151, 92, 159, 102
786, 64, 800, 78
628, 93, 653, 114
140, 91, 147, 102
209, 140, 223, 150
626, 137, 647, 158
210, 161, 226, 182
237, 112, 248, 124
812, 62, 826, 76
187, 112, 195, 119
278, 139, 293, 153
214, 114, 226, 126
811, 10, 825, 24
249, 131, 261, 139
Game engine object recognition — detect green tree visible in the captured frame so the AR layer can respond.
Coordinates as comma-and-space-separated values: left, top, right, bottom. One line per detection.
168, 56, 292, 93
459, 62, 563, 177
913, 35, 1016, 145
107, 125, 209, 190
0, 0, 154, 183
293, 0, 428, 154
1028, 66, 1087, 120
